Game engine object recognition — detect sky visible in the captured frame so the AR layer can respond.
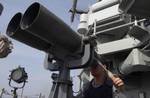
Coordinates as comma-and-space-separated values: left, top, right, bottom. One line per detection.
0, 0, 96, 97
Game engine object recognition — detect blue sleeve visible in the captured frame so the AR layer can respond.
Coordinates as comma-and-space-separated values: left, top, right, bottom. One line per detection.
106, 86, 113, 98
82, 82, 91, 98
83, 89, 90, 98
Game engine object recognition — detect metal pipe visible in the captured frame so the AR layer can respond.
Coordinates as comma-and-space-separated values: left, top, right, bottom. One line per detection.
83, 19, 146, 43
91, 0, 119, 12
95, 19, 146, 37
91, 19, 126, 32
71, 0, 78, 22
6, 13, 51, 52
94, 14, 121, 26
21, 2, 82, 52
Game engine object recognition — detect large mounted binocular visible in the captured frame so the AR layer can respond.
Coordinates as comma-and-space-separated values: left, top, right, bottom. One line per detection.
6, 2, 93, 70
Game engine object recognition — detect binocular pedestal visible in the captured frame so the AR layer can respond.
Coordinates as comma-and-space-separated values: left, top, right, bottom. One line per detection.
12, 88, 18, 98
49, 66, 74, 98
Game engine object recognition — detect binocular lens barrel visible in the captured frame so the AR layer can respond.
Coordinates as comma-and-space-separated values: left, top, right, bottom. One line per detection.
6, 13, 51, 51
21, 2, 82, 52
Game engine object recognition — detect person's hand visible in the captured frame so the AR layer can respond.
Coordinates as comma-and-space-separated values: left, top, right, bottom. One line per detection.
111, 74, 124, 91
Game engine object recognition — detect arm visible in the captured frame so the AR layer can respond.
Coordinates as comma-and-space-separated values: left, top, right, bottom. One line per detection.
99, 64, 124, 91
